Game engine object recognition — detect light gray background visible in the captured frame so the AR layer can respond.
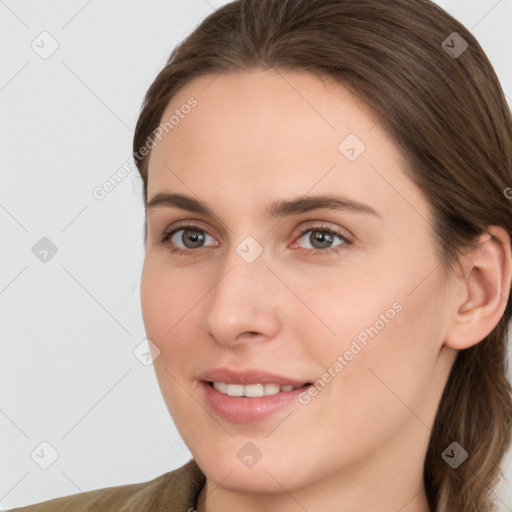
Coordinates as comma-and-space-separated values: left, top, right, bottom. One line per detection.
1, 0, 511, 509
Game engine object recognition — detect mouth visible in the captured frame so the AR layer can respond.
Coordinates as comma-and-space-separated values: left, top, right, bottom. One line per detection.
197, 368, 314, 423
200, 380, 313, 423
197, 367, 314, 422
207, 381, 312, 397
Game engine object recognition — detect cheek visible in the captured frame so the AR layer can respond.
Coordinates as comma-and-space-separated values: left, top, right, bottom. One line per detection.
141, 256, 198, 338
140, 260, 201, 422
303, 252, 442, 410
140, 256, 210, 379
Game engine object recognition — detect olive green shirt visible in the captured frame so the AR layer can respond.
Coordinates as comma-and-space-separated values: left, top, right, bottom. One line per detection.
8, 459, 206, 512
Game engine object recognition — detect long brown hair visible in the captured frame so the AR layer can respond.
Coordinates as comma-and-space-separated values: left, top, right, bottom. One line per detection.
133, 1, 512, 510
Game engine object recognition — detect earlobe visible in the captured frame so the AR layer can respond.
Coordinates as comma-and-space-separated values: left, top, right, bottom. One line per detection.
444, 226, 512, 351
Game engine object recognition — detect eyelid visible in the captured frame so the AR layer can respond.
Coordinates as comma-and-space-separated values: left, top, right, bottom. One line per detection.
160, 221, 218, 246
160, 219, 217, 240
293, 221, 354, 243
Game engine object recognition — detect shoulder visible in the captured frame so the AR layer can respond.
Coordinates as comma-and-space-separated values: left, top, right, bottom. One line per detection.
8, 458, 205, 512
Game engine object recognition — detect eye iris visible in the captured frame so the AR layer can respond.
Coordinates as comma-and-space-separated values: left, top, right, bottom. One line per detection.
182, 229, 204, 248
311, 230, 333, 249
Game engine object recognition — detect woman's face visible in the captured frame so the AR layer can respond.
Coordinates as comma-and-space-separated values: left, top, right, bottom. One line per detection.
140, 69, 458, 500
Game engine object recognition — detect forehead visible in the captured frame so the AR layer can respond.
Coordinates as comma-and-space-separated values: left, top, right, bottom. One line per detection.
149, 69, 384, 171
146, 68, 427, 223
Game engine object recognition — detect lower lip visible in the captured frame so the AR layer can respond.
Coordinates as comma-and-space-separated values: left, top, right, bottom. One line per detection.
200, 381, 310, 423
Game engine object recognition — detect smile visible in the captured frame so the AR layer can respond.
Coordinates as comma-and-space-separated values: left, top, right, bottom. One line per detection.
210, 382, 301, 397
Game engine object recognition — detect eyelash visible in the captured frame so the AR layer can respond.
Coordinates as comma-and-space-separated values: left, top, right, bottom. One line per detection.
159, 223, 352, 257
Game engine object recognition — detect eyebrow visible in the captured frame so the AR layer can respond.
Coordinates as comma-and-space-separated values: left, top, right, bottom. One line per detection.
146, 192, 381, 219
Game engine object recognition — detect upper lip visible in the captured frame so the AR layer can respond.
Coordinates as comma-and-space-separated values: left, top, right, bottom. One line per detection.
198, 367, 310, 387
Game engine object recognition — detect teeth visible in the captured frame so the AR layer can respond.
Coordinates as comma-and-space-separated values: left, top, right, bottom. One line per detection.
212, 382, 298, 397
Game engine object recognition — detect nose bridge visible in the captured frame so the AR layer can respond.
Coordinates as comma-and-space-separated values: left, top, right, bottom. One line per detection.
211, 235, 269, 314
203, 235, 280, 345
216, 230, 269, 291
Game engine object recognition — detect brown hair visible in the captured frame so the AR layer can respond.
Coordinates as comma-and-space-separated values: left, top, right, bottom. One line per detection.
133, 0, 512, 510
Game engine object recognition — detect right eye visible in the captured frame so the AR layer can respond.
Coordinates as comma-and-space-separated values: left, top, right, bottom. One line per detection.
160, 224, 218, 255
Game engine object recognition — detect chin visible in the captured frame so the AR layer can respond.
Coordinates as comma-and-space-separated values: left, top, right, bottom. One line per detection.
191, 444, 316, 494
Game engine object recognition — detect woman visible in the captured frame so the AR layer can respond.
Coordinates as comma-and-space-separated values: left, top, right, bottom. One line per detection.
11, 0, 512, 511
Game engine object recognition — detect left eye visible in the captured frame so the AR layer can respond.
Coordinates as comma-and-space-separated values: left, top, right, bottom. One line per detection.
294, 227, 351, 254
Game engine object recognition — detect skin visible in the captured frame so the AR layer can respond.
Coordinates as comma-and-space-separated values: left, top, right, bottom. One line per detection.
140, 68, 511, 512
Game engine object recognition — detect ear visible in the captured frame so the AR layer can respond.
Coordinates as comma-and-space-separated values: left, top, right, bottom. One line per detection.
444, 225, 512, 350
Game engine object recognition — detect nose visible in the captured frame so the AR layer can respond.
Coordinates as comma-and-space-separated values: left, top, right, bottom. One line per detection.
203, 245, 281, 348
